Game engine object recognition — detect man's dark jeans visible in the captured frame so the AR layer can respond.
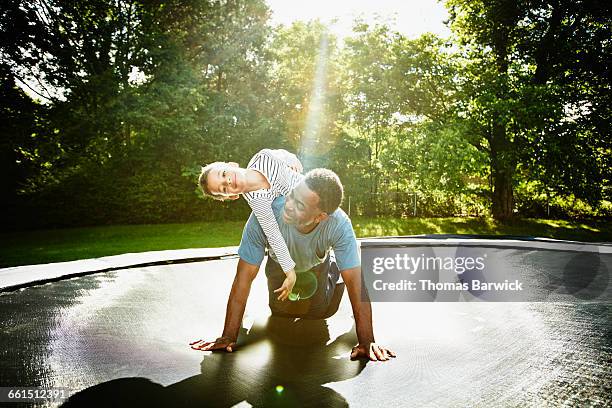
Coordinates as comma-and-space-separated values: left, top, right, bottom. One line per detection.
265, 255, 344, 319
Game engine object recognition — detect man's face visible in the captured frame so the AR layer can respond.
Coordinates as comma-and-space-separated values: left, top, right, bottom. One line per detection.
282, 181, 327, 230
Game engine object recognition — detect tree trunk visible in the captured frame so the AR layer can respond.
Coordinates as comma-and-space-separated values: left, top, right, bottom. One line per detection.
492, 164, 514, 220
490, 124, 514, 220
484, 0, 521, 220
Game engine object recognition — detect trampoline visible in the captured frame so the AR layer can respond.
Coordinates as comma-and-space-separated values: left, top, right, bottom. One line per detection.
0, 235, 610, 407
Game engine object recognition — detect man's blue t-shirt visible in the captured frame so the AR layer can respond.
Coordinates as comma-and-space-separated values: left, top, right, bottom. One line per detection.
238, 196, 360, 272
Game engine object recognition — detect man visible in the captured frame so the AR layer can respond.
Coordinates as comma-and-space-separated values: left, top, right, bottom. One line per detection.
190, 169, 395, 361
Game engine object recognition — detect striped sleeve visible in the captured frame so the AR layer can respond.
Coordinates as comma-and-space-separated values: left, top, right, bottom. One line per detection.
245, 150, 296, 274
245, 191, 296, 273
248, 149, 280, 187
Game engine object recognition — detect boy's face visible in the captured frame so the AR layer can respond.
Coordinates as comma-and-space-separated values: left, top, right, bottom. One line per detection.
206, 162, 247, 198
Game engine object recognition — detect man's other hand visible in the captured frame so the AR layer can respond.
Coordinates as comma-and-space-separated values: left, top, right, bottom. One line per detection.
190, 336, 236, 352
350, 342, 396, 361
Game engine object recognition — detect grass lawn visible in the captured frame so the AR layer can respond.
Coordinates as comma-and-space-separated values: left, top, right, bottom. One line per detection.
352, 216, 612, 242
0, 217, 610, 268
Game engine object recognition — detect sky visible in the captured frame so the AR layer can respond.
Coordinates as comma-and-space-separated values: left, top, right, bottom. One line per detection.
265, 0, 451, 39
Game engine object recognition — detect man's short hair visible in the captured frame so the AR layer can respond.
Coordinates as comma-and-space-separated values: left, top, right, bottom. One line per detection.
304, 168, 344, 214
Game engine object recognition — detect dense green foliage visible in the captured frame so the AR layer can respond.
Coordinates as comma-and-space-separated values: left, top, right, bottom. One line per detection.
1, 0, 610, 230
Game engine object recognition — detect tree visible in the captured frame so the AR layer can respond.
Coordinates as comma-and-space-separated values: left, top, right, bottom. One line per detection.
267, 21, 343, 169
0, 0, 278, 226
389, 33, 488, 215
338, 23, 401, 213
447, 0, 612, 219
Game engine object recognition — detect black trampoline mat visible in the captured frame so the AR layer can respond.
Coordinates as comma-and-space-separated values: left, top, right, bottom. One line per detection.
0, 256, 610, 407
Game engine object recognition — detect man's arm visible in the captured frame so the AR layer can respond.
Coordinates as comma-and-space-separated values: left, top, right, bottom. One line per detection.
341, 266, 374, 344
190, 259, 259, 352
221, 259, 260, 341
190, 199, 277, 352
341, 266, 396, 361
330, 218, 394, 360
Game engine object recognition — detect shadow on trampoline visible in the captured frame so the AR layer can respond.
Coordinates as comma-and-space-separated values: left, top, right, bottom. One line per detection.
62, 316, 365, 408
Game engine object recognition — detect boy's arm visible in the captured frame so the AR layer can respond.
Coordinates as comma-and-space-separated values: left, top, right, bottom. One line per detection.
246, 152, 297, 276
248, 196, 296, 275
250, 198, 297, 301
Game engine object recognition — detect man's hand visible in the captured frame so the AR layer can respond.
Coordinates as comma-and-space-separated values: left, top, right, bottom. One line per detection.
274, 269, 297, 301
190, 336, 236, 352
350, 343, 396, 361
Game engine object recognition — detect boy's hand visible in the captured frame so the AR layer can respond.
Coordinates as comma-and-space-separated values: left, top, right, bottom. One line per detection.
274, 270, 297, 301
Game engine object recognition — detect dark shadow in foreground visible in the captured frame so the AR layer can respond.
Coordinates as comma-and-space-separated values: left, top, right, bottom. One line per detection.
61, 316, 366, 407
